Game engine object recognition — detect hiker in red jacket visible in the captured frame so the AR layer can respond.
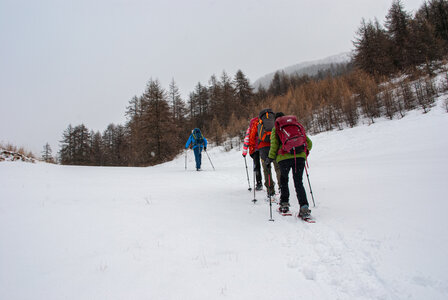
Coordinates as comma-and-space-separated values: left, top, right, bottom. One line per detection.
243, 117, 262, 190
249, 109, 281, 197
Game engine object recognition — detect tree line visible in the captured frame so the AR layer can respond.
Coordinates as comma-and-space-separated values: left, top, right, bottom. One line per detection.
353, 0, 448, 76
58, 0, 448, 166
58, 71, 257, 166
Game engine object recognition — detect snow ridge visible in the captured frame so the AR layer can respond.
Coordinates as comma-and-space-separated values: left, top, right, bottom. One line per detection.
253, 52, 351, 89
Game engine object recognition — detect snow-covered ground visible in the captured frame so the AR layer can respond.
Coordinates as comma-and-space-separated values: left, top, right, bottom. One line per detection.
1, 99, 448, 300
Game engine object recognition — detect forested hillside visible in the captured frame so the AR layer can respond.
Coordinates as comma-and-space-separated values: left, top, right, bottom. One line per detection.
58, 0, 448, 166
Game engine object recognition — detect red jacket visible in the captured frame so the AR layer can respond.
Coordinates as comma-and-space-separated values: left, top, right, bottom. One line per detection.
248, 117, 259, 155
242, 117, 258, 156
249, 117, 273, 153
250, 117, 272, 151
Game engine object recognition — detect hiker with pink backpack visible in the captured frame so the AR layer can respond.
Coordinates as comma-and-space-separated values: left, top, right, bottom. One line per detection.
265, 112, 314, 220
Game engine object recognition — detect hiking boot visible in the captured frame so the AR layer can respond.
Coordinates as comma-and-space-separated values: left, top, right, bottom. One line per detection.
255, 182, 263, 191
299, 205, 311, 217
280, 206, 289, 214
267, 189, 275, 197
279, 202, 290, 213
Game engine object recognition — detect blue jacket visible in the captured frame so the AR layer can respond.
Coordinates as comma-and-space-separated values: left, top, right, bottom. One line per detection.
185, 134, 208, 150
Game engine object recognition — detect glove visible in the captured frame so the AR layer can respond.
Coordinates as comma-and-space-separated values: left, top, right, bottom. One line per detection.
306, 149, 310, 157
264, 157, 274, 169
204, 147, 207, 151
242, 153, 247, 157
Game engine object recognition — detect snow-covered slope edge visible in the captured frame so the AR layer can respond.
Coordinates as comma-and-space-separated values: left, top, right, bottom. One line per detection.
0, 98, 447, 300
1, 149, 36, 163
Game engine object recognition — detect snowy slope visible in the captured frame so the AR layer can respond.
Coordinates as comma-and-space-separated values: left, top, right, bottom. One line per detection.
1, 99, 448, 300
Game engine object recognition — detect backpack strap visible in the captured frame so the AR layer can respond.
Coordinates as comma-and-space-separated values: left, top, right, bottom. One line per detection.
258, 112, 273, 142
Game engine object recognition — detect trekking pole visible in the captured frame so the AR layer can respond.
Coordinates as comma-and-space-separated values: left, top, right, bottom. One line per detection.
184, 150, 187, 170
268, 173, 274, 221
252, 166, 257, 203
204, 149, 215, 171
244, 156, 252, 191
304, 165, 316, 207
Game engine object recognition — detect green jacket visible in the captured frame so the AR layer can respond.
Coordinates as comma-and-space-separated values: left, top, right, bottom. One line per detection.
268, 127, 313, 163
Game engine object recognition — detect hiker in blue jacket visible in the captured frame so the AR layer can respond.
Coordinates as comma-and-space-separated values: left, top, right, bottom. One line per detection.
185, 128, 208, 171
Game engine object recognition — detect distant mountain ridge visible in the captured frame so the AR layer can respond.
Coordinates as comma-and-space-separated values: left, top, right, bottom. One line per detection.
253, 52, 352, 89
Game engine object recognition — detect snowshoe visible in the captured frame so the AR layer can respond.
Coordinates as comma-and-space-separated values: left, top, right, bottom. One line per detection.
298, 205, 315, 223
278, 203, 292, 216
299, 205, 311, 216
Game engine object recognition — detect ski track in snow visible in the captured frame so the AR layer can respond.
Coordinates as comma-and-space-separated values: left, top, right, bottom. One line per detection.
1, 98, 448, 300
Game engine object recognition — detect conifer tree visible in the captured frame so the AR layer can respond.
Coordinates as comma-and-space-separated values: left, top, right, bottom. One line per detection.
59, 124, 91, 165
268, 71, 290, 96
421, 0, 448, 44
168, 79, 188, 148
72, 124, 91, 165
233, 70, 254, 115
409, 14, 444, 67
125, 95, 145, 165
41, 143, 53, 163
141, 79, 178, 164
168, 79, 183, 122
385, 0, 412, 70
90, 130, 103, 166
102, 124, 128, 166
353, 19, 393, 76
191, 82, 209, 129
219, 71, 236, 123
59, 124, 74, 165
208, 74, 222, 118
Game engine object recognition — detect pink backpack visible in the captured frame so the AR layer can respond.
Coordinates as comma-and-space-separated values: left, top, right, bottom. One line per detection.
275, 115, 307, 155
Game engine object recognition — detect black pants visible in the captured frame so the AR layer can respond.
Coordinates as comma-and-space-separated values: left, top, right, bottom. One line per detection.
251, 151, 262, 185
279, 158, 308, 207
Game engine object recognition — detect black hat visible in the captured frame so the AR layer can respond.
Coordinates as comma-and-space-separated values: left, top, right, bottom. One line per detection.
275, 112, 285, 119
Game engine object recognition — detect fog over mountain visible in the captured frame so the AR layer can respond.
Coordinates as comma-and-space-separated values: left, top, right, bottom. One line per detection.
253, 52, 352, 89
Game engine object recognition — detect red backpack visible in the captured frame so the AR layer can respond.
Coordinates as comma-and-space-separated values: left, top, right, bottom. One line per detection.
275, 115, 308, 155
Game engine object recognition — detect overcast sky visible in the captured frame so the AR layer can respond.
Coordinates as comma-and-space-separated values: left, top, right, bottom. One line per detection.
0, 0, 424, 155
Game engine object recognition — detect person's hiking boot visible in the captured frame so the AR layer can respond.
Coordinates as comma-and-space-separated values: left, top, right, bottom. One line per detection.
267, 188, 275, 197
299, 205, 311, 218
279, 202, 290, 213
255, 182, 263, 191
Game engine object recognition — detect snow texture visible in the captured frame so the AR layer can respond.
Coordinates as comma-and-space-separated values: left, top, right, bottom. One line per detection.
1, 98, 448, 300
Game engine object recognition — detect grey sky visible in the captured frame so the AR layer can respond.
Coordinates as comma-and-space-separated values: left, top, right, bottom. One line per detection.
0, 0, 424, 155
